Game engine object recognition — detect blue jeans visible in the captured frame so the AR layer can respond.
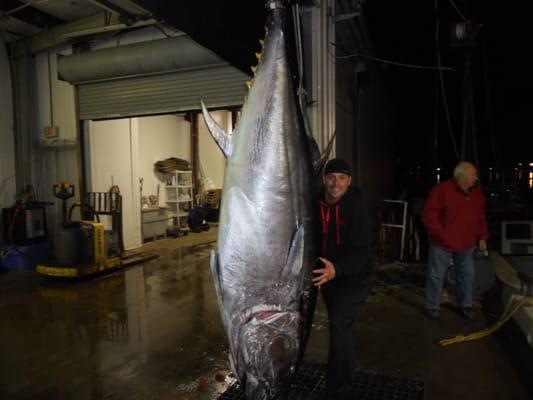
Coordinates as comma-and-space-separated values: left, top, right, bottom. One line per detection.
425, 244, 475, 310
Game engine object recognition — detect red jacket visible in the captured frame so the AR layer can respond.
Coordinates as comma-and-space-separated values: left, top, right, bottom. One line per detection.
422, 179, 489, 253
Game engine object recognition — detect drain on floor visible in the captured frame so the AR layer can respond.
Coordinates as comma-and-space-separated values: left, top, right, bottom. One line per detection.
218, 362, 424, 399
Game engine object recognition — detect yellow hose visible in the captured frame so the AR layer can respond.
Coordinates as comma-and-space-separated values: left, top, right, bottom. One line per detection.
439, 295, 533, 347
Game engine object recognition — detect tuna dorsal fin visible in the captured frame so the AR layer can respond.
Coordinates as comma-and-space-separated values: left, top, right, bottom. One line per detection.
310, 131, 336, 175
201, 99, 233, 158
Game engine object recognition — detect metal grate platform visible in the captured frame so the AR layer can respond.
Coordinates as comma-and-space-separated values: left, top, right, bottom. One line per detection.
218, 362, 424, 400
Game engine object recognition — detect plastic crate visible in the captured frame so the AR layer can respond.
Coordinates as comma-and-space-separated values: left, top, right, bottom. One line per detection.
1, 241, 49, 270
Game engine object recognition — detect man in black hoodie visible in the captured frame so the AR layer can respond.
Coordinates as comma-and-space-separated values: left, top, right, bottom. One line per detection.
313, 158, 374, 400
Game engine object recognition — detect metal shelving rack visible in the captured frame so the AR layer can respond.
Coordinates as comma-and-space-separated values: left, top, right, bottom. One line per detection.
165, 170, 193, 231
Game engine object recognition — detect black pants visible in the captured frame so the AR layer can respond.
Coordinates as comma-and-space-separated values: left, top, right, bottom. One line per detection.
321, 280, 372, 399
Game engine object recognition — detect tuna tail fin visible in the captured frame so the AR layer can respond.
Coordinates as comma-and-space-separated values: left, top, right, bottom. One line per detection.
201, 99, 233, 158
310, 131, 336, 176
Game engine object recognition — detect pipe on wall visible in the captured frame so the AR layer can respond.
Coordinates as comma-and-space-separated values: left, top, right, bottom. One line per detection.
58, 35, 226, 84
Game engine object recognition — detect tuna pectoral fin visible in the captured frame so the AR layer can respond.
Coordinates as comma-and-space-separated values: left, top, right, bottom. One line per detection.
201, 99, 233, 158
310, 131, 336, 175
210, 250, 225, 318
282, 224, 305, 280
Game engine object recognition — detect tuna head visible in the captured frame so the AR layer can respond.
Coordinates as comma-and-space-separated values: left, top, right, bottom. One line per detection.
239, 308, 300, 399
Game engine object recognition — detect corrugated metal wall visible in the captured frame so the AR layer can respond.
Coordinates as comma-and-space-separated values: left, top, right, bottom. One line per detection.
0, 34, 16, 210
33, 47, 81, 240
78, 64, 248, 120
302, 0, 336, 151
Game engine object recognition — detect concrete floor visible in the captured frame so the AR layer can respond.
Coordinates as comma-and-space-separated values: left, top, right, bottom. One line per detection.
0, 227, 530, 400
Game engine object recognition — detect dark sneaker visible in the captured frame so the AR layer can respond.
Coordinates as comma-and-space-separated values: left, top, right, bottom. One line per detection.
460, 307, 474, 320
426, 309, 440, 319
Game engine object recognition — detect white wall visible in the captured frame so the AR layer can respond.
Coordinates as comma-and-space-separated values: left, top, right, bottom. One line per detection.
0, 34, 16, 210
137, 115, 190, 203
87, 115, 194, 249
35, 48, 77, 143
198, 111, 229, 189
87, 119, 141, 250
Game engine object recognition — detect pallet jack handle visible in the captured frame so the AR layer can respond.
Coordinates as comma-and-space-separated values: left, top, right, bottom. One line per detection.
53, 182, 75, 226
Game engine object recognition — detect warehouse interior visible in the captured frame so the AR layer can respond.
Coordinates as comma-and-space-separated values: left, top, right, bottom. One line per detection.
1, 1, 532, 399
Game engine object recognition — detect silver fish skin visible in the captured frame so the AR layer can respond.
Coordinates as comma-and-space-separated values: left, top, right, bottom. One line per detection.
201, 2, 317, 399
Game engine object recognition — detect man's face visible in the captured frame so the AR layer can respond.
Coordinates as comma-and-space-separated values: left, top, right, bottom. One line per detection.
323, 172, 351, 203
461, 164, 478, 189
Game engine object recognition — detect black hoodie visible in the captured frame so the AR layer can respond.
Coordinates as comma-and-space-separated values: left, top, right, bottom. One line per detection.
319, 186, 374, 283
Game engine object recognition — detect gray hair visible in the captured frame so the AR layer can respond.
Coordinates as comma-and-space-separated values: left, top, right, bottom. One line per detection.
453, 161, 474, 178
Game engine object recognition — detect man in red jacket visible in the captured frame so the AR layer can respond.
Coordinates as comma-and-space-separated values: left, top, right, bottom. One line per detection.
422, 161, 488, 320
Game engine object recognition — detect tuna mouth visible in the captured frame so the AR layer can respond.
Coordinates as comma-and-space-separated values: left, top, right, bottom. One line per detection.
241, 304, 285, 325
238, 306, 301, 398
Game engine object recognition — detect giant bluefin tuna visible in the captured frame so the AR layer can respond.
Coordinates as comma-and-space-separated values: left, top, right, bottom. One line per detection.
201, 1, 326, 398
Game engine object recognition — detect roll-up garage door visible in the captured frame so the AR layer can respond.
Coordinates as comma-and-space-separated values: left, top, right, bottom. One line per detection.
58, 35, 249, 120
78, 64, 248, 120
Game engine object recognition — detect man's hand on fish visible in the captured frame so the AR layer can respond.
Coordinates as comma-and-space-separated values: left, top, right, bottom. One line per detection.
313, 257, 336, 287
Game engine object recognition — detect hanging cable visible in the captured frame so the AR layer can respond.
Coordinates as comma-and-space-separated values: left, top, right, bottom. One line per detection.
435, 0, 459, 161
290, 1, 326, 157
291, 2, 313, 137
47, 51, 54, 128
449, 0, 466, 21
433, 65, 440, 178
481, 40, 501, 178
335, 50, 456, 72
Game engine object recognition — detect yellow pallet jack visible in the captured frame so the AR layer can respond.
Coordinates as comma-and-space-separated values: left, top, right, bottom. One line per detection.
37, 183, 157, 278
36, 220, 122, 278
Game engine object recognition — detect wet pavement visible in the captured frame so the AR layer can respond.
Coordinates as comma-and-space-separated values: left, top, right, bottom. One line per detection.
0, 228, 531, 399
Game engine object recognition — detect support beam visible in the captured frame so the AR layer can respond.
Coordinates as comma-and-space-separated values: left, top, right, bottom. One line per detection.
88, 0, 126, 16
190, 112, 200, 201
11, 12, 140, 56
1, 0, 65, 29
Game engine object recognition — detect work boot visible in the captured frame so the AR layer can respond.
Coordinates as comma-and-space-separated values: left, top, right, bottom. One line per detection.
459, 307, 474, 320
425, 309, 440, 319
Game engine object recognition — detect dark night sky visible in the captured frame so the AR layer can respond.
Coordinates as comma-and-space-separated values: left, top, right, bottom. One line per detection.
150, 0, 532, 172
364, 0, 533, 171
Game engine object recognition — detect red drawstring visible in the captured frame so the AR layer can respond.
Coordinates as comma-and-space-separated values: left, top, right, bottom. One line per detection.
320, 201, 341, 256
335, 204, 340, 245
320, 201, 330, 256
